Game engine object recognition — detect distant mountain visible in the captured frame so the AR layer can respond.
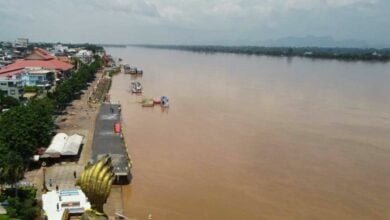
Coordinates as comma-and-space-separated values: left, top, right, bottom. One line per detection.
261, 36, 371, 48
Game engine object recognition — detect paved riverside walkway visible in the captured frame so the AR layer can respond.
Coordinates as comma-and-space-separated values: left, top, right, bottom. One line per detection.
44, 163, 84, 191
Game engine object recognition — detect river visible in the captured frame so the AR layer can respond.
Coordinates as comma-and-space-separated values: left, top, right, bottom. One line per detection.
106, 46, 390, 219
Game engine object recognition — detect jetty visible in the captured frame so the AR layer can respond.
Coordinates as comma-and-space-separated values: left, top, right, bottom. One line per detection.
91, 103, 132, 184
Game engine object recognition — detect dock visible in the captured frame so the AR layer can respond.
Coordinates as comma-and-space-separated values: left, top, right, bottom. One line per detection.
91, 103, 132, 184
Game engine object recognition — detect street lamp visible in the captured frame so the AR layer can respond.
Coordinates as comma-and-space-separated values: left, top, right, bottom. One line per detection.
42, 162, 48, 193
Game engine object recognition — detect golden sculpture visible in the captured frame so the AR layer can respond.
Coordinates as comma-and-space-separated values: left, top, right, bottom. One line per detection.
77, 155, 115, 220
61, 209, 69, 220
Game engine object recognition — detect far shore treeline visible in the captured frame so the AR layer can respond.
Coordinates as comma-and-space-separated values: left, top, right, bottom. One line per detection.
132, 44, 390, 62
0, 50, 103, 187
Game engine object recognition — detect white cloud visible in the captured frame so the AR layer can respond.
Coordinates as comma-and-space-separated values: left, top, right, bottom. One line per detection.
89, 0, 160, 17
0, 0, 388, 45
211, 1, 243, 15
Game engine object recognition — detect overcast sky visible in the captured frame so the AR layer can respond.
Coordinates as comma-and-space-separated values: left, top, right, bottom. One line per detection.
0, 0, 389, 46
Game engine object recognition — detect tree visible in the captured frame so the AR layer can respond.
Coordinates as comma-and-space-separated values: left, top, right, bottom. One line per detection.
2, 186, 38, 220
0, 93, 20, 111
0, 151, 24, 187
0, 98, 54, 161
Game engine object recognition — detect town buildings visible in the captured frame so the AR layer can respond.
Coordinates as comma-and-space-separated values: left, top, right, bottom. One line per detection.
0, 47, 74, 98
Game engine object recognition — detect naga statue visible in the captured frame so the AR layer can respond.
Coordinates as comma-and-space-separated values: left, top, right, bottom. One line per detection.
76, 155, 115, 220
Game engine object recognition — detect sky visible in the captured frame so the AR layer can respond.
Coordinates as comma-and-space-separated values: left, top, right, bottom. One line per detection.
0, 0, 389, 47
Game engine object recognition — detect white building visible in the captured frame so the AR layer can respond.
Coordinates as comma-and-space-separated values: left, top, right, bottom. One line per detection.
42, 189, 91, 220
74, 50, 93, 64
13, 38, 29, 49
54, 44, 69, 54
0, 72, 24, 99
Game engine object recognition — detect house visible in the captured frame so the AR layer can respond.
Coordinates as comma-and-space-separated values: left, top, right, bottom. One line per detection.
0, 67, 54, 93
0, 70, 24, 99
21, 67, 55, 87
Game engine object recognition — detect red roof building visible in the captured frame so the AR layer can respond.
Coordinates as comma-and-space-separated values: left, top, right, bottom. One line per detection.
56, 56, 72, 64
0, 47, 74, 76
25, 48, 55, 60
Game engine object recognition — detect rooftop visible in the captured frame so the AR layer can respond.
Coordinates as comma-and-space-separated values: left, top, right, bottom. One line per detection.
25, 47, 54, 60
0, 58, 73, 76
42, 189, 91, 220
0, 47, 74, 76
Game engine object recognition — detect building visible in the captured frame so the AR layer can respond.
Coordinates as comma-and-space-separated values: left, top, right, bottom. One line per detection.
13, 38, 28, 49
21, 67, 55, 87
0, 47, 74, 85
42, 189, 91, 220
25, 47, 54, 60
74, 49, 93, 64
54, 44, 69, 55
0, 66, 54, 98
0, 71, 24, 99
56, 56, 72, 64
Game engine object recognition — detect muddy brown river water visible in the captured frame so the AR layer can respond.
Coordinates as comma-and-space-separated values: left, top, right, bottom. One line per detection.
107, 46, 390, 219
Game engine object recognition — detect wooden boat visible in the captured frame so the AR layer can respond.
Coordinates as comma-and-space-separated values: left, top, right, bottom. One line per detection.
141, 98, 154, 107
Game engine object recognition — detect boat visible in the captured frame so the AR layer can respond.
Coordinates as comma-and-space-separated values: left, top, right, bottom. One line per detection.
161, 96, 169, 107
124, 64, 143, 75
123, 64, 131, 74
130, 81, 142, 93
129, 67, 137, 74
141, 98, 154, 107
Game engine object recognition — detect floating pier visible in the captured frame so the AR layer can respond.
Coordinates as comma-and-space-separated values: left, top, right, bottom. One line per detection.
91, 103, 132, 184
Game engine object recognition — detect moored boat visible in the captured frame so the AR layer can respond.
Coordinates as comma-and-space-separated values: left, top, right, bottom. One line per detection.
131, 81, 142, 93
161, 96, 169, 107
141, 98, 154, 107
123, 64, 143, 75
123, 64, 131, 74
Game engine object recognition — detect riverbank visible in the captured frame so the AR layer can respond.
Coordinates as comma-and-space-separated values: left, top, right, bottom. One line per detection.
133, 44, 390, 62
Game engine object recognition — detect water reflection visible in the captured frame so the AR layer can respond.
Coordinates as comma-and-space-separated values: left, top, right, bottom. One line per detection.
130, 74, 142, 80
